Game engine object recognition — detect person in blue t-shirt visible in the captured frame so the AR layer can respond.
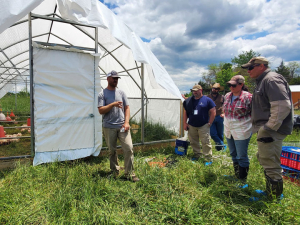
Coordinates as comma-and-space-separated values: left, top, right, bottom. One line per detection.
183, 85, 216, 162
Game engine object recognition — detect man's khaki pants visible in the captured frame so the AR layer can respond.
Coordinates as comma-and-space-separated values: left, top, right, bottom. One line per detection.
103, 127, 135, 176
188, 124, 212, 160
256, 127, 286, 180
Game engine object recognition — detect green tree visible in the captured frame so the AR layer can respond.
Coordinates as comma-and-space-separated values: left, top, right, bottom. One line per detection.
231, 50, 261, 93
215, 64, 237, 91
231, 49, 261, 67
276, 60, 291, 82
289, 77, 300, 85
287, 61, 300, 79
197, 80, 209, 90
200, 62, 226, 87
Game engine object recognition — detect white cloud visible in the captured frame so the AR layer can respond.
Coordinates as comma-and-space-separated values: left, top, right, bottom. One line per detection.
102, 0, 300, 92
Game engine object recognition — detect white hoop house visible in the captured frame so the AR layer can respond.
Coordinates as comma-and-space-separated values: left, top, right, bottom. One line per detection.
0, 0, 182, 165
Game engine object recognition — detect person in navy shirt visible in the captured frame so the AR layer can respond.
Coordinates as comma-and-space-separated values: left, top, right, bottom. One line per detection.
183, 85, 216, 162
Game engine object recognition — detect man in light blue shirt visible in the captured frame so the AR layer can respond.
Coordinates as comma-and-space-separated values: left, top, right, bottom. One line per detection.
98, 70, 139, 182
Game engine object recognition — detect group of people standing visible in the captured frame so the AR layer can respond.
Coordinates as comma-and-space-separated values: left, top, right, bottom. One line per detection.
183, 56, 293, 200
97, 56, 293, 201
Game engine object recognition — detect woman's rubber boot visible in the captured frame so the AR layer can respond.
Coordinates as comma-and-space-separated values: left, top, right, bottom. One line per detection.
239, 166, 249, 181
233, 162, 239, 179
265, 174, 283, 202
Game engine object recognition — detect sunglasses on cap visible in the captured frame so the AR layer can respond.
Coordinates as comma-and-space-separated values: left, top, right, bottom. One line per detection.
227, 84, 237, 88
248, 64, 260, 71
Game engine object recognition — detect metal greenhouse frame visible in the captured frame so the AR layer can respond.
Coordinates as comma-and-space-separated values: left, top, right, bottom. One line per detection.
0, 4, 183, 162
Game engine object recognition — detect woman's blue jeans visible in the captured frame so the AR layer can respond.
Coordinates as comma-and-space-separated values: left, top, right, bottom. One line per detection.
226, 135, 251, 168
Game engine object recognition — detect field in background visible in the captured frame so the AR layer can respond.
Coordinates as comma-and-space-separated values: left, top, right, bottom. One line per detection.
0, 91, 30, 113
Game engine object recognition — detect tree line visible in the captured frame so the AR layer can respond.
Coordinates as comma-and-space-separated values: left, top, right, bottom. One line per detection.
185, 50, 300, 96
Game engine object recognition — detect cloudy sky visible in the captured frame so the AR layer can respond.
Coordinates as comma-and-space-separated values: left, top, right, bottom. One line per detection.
100, 0, 300, 93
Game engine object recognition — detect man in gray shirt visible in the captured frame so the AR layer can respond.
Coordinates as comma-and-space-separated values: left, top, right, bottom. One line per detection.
98, 70, 139, 182
242, 57, 293, 201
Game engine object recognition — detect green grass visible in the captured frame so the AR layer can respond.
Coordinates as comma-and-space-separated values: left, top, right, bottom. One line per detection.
0, 91, 30, 113
1, 133, 300, 224
1, 93, 299, 223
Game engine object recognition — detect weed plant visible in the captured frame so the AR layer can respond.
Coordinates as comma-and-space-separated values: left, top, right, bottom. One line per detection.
130, 120, 177, 144
1, 133, 300, 224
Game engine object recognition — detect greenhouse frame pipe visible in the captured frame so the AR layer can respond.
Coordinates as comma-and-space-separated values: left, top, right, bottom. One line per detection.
0, 155, 31, 160
53, 12, 148, 99
180, 102, 184, 137
0, 66, 29, 70
129, 100, 149, 120
0, 136, 31, 140
49, 13, 150, 109
128, 97, 180, 101
29, 13, 35, 157
0, 33, 48, 52
1, 62, 29, 75
47, 5, 57, 43
15, 80, 17, 111
0, 62, 30, 85
0, 33, 74, 72
3, 126, 30, 129
0, 73, 29, 78
0, 139, 176, 161
35, 42, 96, 52
0, 49, 26, 84
0, 50, 30, 66
141, 63, 144, 144
94, 26, 98, 157
135, 60, 148, 121
0, 73, 29, 77
31, 13, 96, 28
98, 139, 176, 150
9, 13, 55, 28
51, 33, 73, 46
118, 66, 142, 73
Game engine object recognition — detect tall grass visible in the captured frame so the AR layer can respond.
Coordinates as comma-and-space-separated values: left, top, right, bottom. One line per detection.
0, 91, 30, 113
130, 120, 177, 144
1, 133, 300, 224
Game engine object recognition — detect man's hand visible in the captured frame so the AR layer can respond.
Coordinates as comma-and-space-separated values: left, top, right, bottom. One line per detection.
220, 113, 224, 118
184, 123, 189, 131
122, 122, 130, 132
114, 101, 123, 108
181, 94, 188, 100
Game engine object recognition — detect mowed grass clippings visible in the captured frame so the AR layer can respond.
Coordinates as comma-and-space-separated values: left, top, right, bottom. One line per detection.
1, 137, 300, 224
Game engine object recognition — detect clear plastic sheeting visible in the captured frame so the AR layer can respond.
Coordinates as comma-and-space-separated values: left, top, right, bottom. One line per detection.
33, 47, 102, 165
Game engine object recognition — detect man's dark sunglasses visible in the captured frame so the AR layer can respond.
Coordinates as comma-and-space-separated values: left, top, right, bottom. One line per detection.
227, 84, 237, 88
212, 88, 220, 90
248, 64, 260, 71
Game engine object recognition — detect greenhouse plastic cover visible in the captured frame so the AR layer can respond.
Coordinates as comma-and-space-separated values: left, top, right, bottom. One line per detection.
0, 0, 182, 164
